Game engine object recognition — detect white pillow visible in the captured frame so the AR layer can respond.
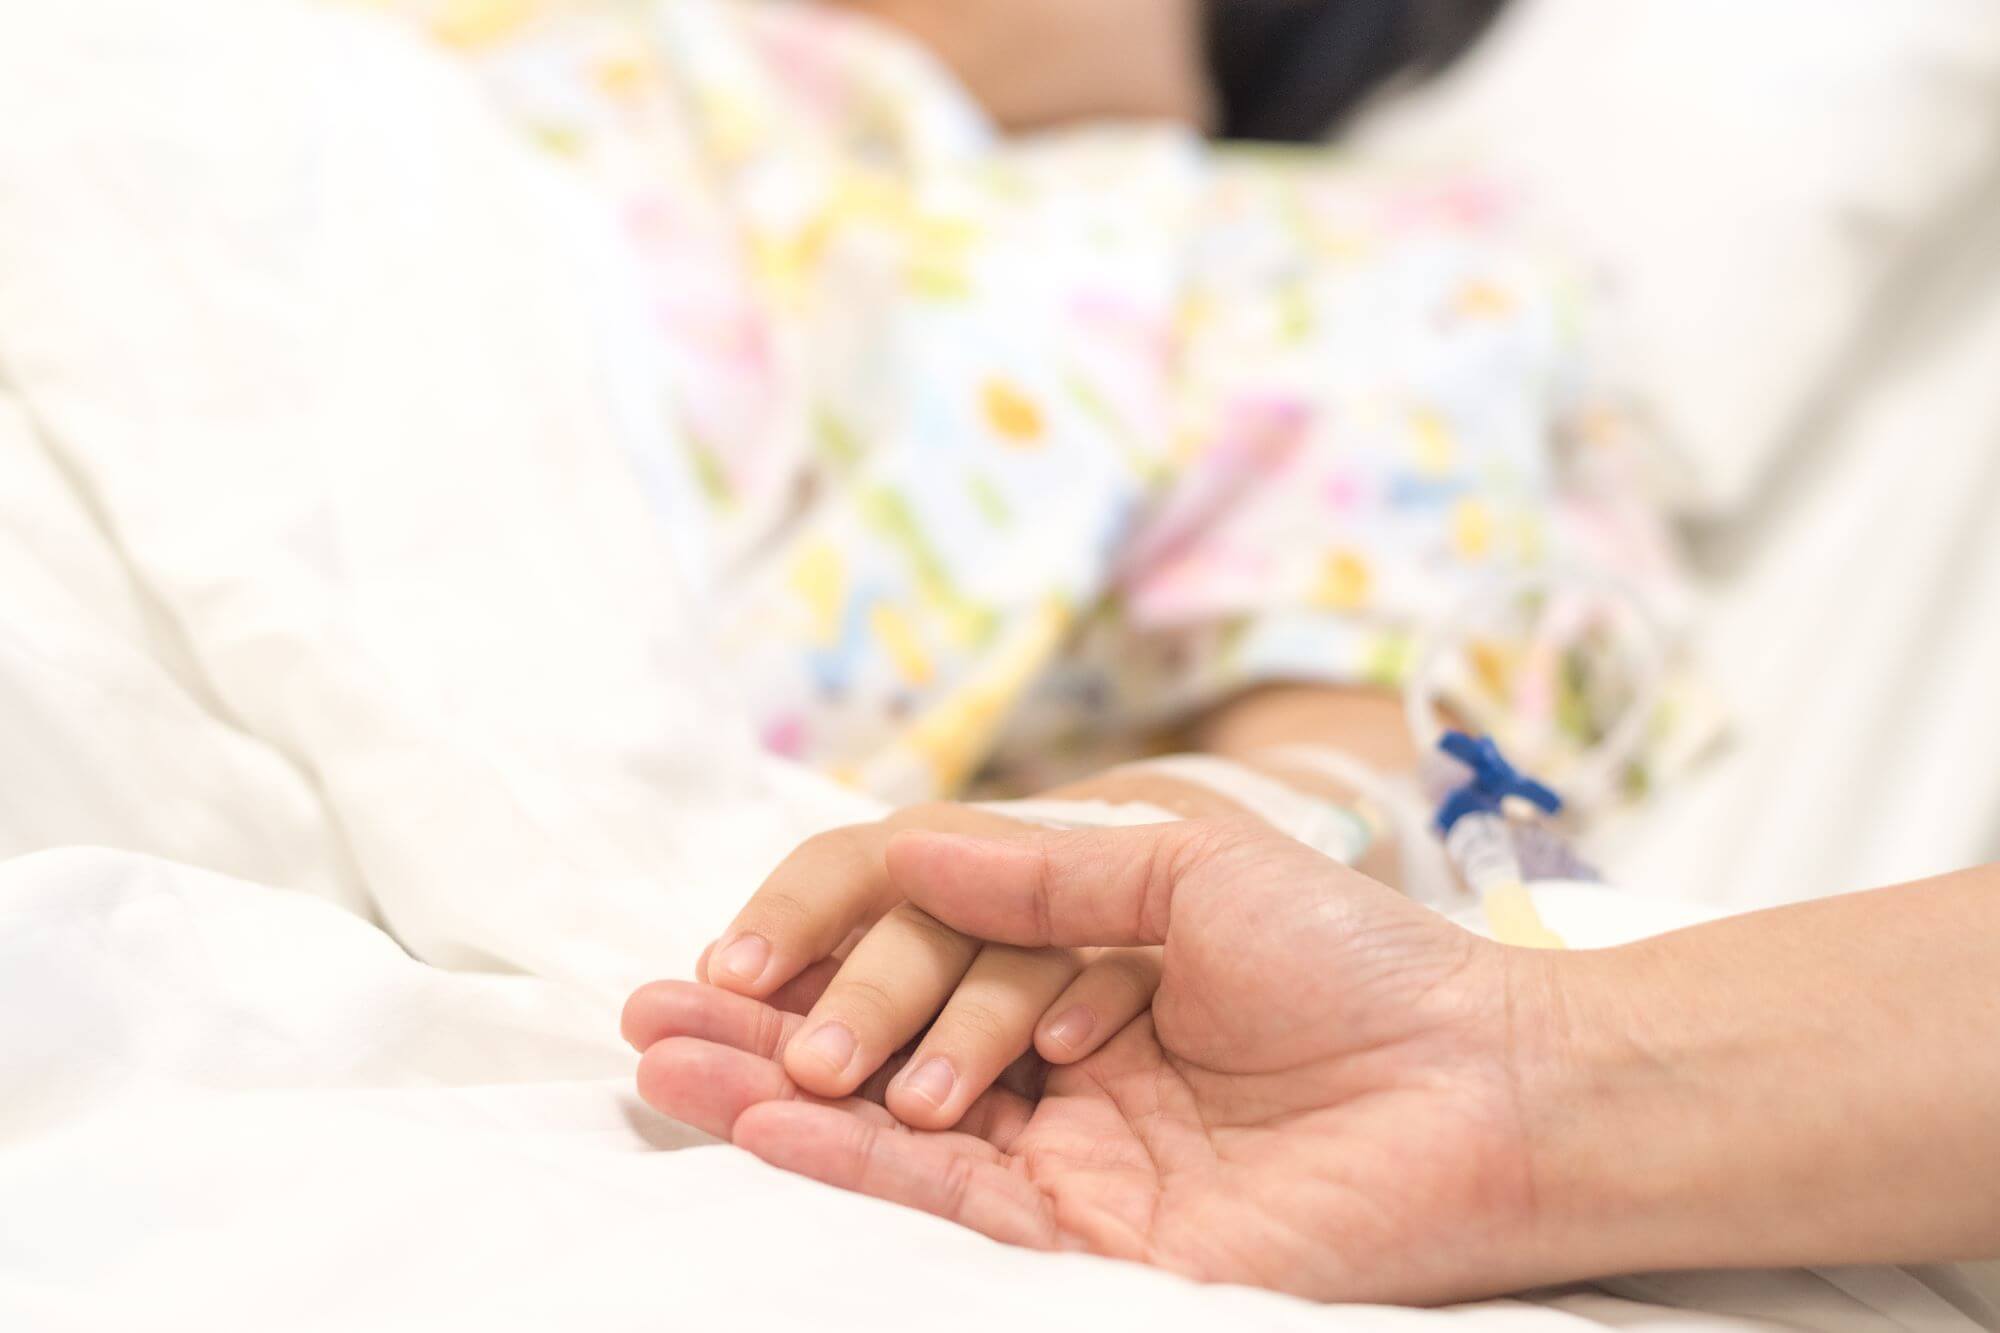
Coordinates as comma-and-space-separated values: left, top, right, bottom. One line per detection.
1346, 0, 2000, 515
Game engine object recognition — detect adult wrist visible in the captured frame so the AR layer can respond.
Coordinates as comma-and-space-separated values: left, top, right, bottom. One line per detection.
1499, 941, 1723, 1286
1516, 873, 2000, 1280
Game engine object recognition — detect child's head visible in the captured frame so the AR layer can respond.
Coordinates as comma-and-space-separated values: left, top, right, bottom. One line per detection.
1206, 0, 1515, 141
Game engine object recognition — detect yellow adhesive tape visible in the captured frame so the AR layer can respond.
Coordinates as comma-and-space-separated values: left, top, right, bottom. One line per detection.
1484, 882, 1566, 950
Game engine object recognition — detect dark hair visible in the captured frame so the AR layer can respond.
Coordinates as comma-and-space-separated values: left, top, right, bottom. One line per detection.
1205, 0, 1513, 142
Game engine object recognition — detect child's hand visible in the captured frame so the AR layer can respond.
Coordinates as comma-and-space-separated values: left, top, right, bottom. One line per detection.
663, 735, 1390, 1131
687, 801, 1163, 1130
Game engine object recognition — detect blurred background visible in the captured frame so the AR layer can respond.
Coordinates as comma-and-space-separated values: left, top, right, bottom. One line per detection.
836, 0, 2000, 905
1325, 0, 2000, 906
2, 4, 1999, 1327
4, 0, 1999, 912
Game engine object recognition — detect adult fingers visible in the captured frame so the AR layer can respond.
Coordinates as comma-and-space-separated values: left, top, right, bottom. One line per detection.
635, 1029, 1037, 1146
731, 1102, 1063, 1251
635, 1037, 894, 1139
623, 979, 802, 1056
886, 819, 1256, 949
622, 981, 910, 1100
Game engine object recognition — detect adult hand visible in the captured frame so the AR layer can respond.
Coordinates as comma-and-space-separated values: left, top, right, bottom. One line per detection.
630, 818, 1560, 1303
678, 756, 1358, 1131
685, 799, 1162, 1129
633, 822, 2000, 1302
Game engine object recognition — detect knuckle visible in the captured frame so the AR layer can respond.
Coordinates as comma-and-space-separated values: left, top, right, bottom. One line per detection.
1170, 818, 1250, 875
1029, 846, 1058, 945
847, 1118, 884, 1178
740, 886, 818, 935
798, 825, 881, 880
751, 1003, 789, 1059
936, 997, 1021, 1051
938, 1151, 978, 1221
1139, 818, 1260, 939
825, 973, 904, 1030
745, 828, 886, 943
1134, 837, 1178, 943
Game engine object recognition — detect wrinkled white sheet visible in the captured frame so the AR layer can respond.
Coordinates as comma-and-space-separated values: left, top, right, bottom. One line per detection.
0, 2, 1991, 1329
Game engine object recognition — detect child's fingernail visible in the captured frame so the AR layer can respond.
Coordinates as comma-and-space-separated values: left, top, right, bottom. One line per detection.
1043, 1005, 1095, 1053
902, 1056, 955, 1108
799, 1022, 856, 1073
714, 935, 770, 986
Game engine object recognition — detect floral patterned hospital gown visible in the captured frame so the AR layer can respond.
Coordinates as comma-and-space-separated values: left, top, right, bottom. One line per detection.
356, 0, 1696, 806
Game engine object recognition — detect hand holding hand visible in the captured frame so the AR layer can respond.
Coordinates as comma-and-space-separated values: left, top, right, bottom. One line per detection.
629, 819, 1560, 1304
673, 801, 1163, 1129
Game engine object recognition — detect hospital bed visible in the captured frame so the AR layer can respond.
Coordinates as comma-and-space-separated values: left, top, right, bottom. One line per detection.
1, 1, 1996, 1329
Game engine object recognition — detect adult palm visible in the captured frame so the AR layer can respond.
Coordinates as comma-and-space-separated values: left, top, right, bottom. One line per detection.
625, 820, 1554, 1305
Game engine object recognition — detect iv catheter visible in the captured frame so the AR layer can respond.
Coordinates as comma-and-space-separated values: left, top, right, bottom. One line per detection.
1428, 731, 1574, 948
1409, 568, 1663, 949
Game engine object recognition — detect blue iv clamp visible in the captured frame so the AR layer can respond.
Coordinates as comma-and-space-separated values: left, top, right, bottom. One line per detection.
1432, 731, 1563, 836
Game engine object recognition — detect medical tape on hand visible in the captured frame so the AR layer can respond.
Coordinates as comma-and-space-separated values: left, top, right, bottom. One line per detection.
1258, 744, 1461, 906
971, 798, 1182, 830
1122, 755, 1374, 865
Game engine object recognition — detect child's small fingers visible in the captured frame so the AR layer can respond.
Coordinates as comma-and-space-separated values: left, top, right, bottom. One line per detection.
886, 944, 1082, 1130
1034, 948, 1163, 1064
783, 903, 983, 1098
706, 822, 901, 998
707, 805, 1033, 1001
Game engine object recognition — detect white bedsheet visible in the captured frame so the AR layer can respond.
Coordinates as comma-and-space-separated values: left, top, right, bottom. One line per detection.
0, 2, 1992, 1329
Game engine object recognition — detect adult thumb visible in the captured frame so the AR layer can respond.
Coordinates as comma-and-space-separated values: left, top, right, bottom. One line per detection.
885, 820, 1237, 948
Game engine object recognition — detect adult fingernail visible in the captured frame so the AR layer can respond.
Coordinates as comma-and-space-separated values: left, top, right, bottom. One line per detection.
799, 1022, 856, 1073
1043, 1005, 1095, 1053
714, 935, 770, 986
902, 1056, 955, 1108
